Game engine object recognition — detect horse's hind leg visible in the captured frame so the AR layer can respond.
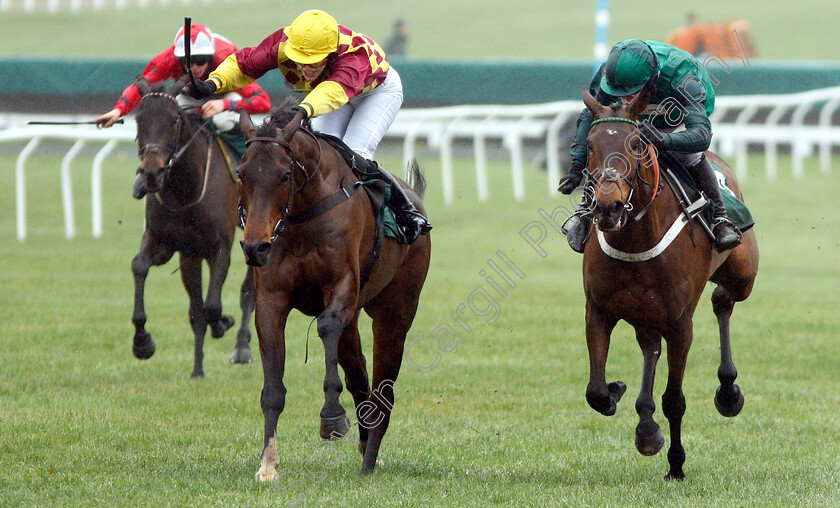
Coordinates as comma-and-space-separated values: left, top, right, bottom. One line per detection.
336, 317, 371, 452
710, 230, 757, 417
360, 313, 411, 475
230, 268, 255, 364
634, 328, 665, 456
131, 232, 174, 360
712, 286, 745, 417
180, 255, 208, 378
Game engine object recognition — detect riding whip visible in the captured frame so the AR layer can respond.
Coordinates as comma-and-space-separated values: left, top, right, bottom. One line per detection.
183, 17, 196, 85
28, 120, 125, 125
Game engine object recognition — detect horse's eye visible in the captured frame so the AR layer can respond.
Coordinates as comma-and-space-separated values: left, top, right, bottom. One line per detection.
280, 171, 291, 183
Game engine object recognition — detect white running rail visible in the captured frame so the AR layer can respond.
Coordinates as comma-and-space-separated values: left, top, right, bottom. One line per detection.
3, 86, 840, 240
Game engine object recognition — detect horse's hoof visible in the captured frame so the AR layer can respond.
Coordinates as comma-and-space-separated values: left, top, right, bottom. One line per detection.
715, 384, 745, 417
320, 413, 351, 440
255, 467, 277, 482
608, 381, 627, 402
230, 347, 254, 364
190, 369, 205, 379
132, 333, 156, 360
359, 462, 376, 476
635, 424, 665, 456
211, 315, 235, 338
358, 440, 367, 456
664, 470, 686, 481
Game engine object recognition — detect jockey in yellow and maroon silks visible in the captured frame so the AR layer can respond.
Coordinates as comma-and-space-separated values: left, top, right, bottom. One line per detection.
187, 9, 431, 243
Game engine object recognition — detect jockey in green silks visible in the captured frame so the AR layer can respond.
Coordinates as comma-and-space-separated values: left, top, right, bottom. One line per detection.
558, 39, 742, 253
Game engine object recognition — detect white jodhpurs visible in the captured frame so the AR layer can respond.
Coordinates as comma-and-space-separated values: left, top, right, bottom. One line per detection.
310, 67, 403, 160
177, 92, 242, 132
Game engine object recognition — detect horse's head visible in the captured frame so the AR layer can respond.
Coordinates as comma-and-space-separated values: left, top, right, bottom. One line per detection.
584, 85, 657, 232
134, 76, 189, 193
237, 101, 311, 267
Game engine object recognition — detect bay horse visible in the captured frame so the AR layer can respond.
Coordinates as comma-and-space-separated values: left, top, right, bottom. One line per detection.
236, 103, 431, 477
131, 77, 255, 377
579, 87, 759, 480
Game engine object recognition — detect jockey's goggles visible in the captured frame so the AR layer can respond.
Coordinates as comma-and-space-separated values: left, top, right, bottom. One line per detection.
178, 55, 212, 68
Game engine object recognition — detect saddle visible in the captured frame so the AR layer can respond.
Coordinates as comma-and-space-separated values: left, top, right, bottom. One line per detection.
315, 133, 408, 244
657, 153, 755, 236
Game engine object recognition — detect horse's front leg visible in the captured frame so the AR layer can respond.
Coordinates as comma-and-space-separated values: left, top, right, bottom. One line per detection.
585, 300, 625, 416
230, 267, 255, 364
131, 231, 174, 360
180, 254, 208, 378
205, 247, 235, 339
316, 276, 358, 440
254, 288, 290, 482
634, 328, 665, 456
662, 317, 694, 481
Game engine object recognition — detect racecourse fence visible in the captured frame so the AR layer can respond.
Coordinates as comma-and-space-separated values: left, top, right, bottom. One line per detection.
0, 0, 237, 13
2, 86, 840, 240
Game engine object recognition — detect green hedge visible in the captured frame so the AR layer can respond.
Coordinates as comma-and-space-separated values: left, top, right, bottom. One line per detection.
2, 56, 839, 108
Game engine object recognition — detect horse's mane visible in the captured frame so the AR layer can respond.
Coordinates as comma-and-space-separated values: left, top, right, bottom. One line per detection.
256, 96, 303, 137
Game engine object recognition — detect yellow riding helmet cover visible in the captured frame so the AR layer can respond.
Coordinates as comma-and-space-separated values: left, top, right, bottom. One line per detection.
284, 10, 339, 64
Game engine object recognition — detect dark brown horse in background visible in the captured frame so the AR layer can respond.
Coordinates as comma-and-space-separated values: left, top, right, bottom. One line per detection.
236, 103, 431, 477
579, 88, 759, 479
131, 77, 255, 377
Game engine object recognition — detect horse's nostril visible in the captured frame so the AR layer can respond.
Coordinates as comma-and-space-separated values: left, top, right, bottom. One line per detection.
256, 242, 271, 255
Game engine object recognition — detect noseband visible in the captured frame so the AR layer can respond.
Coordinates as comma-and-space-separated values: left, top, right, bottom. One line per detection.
588, 117, 661, 225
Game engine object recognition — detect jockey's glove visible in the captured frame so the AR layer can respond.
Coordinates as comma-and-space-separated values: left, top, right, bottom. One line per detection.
637, 121, 670, 150
186, 78, 217, 99
290, 105, 312, 119
558, 164, 585, 194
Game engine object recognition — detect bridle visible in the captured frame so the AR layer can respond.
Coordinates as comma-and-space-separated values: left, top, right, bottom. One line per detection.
137, 92, 212, 175
241, 128, 321, 241
587, 117, 661, 227
137, 92, 215, 210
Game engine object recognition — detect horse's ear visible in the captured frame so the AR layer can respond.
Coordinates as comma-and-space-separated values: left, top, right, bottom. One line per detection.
583, 88, 604, 117
279, 108, 306, 143
167, 75, 189, 97
239, 110, 256, 141
627, 81, 653, 119
135, 77, 150, 97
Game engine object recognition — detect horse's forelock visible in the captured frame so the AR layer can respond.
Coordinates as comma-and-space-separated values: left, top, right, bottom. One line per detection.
258, 97, 303, 137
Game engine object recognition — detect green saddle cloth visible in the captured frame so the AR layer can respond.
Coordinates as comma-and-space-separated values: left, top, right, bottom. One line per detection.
709, 163, 755, 232
356, 172, 408, 244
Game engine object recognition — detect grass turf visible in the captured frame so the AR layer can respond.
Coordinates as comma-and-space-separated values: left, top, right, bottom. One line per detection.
1, 149, 839, 506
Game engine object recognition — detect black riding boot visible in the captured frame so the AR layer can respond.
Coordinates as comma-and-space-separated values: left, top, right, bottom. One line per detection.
690, 155, 742, 252
132, 173, 147, 200
373, 162, 432, 244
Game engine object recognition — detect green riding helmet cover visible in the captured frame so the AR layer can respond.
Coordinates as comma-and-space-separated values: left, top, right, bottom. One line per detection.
600, 39, 659, 97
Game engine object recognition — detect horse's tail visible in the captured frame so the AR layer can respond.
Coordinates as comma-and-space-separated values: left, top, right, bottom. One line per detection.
405, 158, 426, 199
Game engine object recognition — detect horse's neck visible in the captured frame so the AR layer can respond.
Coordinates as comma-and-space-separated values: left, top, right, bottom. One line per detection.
294, 136, 345, 203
